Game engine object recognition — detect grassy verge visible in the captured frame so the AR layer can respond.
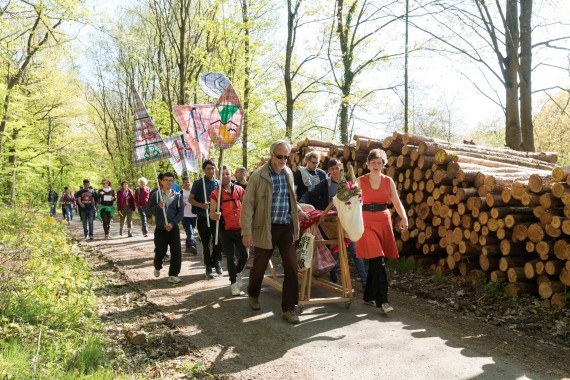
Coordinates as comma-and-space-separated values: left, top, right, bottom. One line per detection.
0, 206, 126, 379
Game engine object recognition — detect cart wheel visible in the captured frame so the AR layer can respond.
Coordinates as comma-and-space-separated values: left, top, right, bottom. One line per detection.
345, 302, 351, 309
298, 305, 305, 314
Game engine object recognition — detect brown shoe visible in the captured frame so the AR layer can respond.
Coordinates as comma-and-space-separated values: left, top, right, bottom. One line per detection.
248, 296, 260, 310
282, 311, 300, 324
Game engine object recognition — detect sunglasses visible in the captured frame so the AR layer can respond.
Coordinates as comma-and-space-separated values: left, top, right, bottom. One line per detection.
274, 154, 290, 160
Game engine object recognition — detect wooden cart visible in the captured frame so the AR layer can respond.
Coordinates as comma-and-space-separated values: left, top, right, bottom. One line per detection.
263, 213, 354, 311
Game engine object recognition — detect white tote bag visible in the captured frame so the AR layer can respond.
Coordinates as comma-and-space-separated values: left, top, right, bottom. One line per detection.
333, 194, 364, 241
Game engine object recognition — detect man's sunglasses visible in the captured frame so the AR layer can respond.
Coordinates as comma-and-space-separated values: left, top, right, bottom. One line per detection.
274, 154, 290, 160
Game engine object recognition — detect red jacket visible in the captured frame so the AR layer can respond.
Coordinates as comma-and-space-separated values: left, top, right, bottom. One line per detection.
210, 184, 244, 231
116, 188, 135, 211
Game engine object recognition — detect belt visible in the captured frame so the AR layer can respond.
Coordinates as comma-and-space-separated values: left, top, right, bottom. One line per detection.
362, 203, 387, 212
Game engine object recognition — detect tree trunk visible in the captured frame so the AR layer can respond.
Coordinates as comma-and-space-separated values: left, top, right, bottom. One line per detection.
519, 0, 534, 152
504, 0, 522, 150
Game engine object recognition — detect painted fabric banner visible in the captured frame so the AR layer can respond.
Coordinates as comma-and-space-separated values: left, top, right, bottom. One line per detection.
208, 83, 243, 149
163, 135, 198, 175
172, 104, 213, 160
132, 87, 170, 166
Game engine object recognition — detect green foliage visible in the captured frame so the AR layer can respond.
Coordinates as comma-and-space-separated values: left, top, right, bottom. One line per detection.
181, 361, 213, 380
386, 257, 421, 274
534, 92, 570, 166
0, 206, 118, 378
468, 117, 506, 147
481, 278, 506, 297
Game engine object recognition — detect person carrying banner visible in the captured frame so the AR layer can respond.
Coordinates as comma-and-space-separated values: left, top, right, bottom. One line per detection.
148, 172, 184, 284
209, 165, 247, 296
189, 159, 223, 279
241, 140, 308, 324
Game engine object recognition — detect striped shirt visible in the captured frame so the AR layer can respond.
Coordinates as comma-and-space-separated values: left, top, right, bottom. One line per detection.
268, 165, 292, 224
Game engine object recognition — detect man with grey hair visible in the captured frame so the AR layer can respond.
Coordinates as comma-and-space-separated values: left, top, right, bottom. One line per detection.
232, 166, 248, 189
293, 150, 326, 200
241, 140, 308, 324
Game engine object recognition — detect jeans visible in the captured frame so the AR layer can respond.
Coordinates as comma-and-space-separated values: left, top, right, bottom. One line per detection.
65, 205, 73, 222
49, 203, 56, 216
248, 223, 298, 312
330, 241, 367, 283
153, 224, 182, 276
220, 229, 248, 284
79, 208, 95, 238
197, 217, 222, 270
182, 216, 197, 249
138, 207, 149, 234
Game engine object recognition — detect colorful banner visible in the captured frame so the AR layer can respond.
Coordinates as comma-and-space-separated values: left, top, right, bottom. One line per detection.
208, 83, 243, 149
163, 134, 198, 175
172, 104, 213, 160
131, 86, 170, 166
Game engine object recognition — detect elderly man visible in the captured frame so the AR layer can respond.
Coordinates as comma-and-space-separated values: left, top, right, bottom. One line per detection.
241, 140, 308, 324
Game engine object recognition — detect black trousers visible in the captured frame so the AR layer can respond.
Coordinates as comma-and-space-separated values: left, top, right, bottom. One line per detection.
153, 224, 182, 276
197, 217, 222, 269
101, 210, 112, 235
363, 256, 389, 305
220, 228, 248, 284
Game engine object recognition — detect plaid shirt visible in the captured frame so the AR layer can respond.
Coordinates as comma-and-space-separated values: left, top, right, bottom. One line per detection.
268, 165, 292, 224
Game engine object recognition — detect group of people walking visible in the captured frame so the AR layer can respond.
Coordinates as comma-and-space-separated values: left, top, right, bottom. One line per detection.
48, 178, 152, 240
47, 140, 408, 325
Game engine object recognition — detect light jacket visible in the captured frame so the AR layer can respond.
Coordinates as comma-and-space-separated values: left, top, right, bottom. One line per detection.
240, 161, 299, 249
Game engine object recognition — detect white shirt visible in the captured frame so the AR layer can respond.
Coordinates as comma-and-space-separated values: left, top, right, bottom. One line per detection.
181, 189, 196, 218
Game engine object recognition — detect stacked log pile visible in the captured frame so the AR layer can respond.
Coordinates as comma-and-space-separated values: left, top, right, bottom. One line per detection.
287, 133, 569, 308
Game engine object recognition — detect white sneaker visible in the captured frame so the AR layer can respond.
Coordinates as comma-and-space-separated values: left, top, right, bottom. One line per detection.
153, 269, 160, 278
230, 282, 241, 296
381, 303, 394, 313
168, 276, 181, 284
236, 273, 243, 288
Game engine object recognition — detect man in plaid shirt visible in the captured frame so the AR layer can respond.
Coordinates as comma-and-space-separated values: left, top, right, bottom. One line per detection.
241, 140, 308, 324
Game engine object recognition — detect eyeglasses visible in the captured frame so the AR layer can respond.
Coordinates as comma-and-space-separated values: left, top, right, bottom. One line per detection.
274, 154, 290, 160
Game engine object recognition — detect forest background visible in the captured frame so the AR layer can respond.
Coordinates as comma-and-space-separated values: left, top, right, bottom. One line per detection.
1, 0, 569, 206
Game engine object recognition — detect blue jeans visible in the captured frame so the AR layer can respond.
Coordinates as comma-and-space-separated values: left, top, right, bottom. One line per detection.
330, 241, 367, 284
79, 208, 95, 238
182, 216, 197, 249
65, 205, 73, 222
49, 203, 56, 216
138, 207, 149, 234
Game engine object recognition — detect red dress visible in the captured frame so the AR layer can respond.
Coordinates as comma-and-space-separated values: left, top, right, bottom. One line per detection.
355, 173, 399, 259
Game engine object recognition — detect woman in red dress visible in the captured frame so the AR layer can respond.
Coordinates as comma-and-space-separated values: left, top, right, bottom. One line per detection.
356, 149, 408, 313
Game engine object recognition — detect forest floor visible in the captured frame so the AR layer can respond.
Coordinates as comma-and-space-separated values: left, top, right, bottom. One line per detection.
68, 219, 569, 379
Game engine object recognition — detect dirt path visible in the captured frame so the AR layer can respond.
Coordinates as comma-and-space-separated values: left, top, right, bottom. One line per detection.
69, 220, 569, 380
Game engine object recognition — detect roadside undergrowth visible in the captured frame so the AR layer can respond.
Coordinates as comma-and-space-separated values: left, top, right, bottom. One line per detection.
0, 206, 124, 379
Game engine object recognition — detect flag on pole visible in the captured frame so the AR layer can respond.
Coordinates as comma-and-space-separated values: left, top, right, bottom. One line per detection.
131, 86, 170, 166
163, 134, 198, 175
172, 104, 213, 161
208, 83, 243, 149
